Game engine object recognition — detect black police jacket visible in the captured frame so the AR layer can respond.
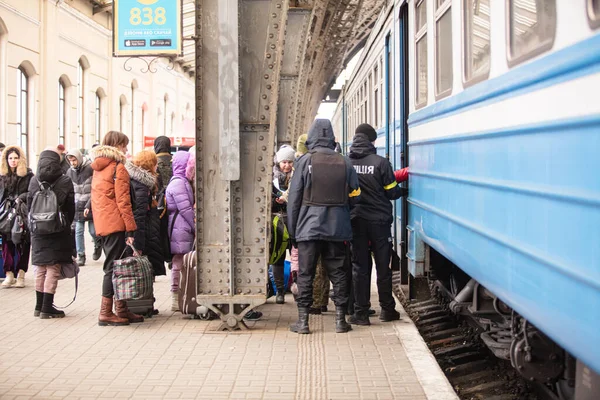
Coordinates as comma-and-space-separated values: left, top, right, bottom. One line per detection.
348, 133, 406, 224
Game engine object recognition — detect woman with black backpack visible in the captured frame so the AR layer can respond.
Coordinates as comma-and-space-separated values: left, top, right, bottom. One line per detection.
27, 149, 75, 318
0, 145, 33, 288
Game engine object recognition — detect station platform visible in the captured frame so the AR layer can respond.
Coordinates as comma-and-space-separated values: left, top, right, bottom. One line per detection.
0, 250, 457, 400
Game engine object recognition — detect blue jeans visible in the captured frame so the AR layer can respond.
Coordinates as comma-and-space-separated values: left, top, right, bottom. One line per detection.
75, 220, 97, 256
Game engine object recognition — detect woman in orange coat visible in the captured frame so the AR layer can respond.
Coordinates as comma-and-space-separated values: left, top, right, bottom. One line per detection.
90, 131, 141, 326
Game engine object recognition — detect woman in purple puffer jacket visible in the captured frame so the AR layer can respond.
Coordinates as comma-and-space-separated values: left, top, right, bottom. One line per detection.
166, 151, 195, 311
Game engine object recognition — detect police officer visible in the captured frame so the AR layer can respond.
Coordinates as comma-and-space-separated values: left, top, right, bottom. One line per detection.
287, 119, 361, 334
348, 123, 407, 325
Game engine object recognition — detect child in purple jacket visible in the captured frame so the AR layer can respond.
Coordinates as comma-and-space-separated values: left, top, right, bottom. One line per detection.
166, 151, 195, 311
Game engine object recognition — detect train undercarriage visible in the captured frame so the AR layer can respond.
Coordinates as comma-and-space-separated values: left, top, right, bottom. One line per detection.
408, 246, 599, 400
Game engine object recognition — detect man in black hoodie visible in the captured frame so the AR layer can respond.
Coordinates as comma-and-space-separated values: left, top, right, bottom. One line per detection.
287, 119, 361, 334
348, 123, 407, 326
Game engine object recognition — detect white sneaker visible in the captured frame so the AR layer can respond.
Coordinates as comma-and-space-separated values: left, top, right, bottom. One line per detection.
13, 270, 25, 288
1, 272, 15, 287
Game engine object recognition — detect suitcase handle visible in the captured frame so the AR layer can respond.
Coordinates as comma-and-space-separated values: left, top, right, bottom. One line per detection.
119, 243, 141, 258
128, 243, 141, 257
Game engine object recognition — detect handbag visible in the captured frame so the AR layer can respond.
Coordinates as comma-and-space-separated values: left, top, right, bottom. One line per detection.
55, 261, 79, 308
11, 213, 25, 245
112, 244, 153, 301
0, 197, 16, 237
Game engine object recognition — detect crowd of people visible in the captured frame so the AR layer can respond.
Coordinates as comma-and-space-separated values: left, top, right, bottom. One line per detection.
0, 133, 196, 325
270, 119, 409, 334
0, 119, 408, 332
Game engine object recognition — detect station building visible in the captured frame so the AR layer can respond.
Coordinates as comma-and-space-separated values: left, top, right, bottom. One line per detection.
0, 0, 194, 165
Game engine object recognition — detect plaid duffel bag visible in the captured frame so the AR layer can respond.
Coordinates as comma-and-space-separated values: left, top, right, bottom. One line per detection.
112, 245, 153, 301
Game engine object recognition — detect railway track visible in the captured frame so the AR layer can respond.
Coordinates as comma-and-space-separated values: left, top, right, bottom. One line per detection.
393, 275, 539, 399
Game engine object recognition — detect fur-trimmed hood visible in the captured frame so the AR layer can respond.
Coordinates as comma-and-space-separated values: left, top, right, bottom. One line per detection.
0, 145, 28, 177
89, 145, 127, 173
125, 161, 157, 189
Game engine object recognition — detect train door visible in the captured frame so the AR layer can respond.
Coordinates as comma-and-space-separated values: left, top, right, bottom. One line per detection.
394, 4, 409, 283
385, 33, 392, 160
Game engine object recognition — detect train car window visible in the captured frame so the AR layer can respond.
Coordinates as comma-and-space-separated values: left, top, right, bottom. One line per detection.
508, 0, 556, 66
589, 0, 600, 29
415, 0, 428, 108
435, 0, 453, 98
463, 0, 491, 85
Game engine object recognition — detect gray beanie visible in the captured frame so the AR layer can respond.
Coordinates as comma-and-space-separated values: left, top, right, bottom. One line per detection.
276, 145, 295, 163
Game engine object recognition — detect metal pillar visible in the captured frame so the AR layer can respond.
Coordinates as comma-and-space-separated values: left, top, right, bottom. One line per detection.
194, 0, 288, 330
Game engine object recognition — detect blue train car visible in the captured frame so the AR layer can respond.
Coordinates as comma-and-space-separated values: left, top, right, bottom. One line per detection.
332, 1, 600, 397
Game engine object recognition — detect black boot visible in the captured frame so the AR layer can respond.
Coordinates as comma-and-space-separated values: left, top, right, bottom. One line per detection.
40, 293, 65, 319
92, 244, 102, 261
335, 307, 352, 333
34, 290, 43, 317
290, 306, 310, 334
275, 291, 285, 304
379, 308, 400, 322
348, 310, 371, 326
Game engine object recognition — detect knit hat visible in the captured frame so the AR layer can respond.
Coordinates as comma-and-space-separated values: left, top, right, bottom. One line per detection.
296, 134, 308, 156
355, 123, 377, 142
276, 145, 295, 163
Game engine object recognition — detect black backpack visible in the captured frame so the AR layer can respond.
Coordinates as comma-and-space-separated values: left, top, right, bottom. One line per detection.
28, 179, 66, 235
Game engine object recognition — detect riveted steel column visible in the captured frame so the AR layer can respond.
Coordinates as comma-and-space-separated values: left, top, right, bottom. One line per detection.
194, 0, 289, 330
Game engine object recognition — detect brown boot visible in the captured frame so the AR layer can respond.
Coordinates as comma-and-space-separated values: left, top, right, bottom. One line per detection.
115, 299, 144, 323
98, 296, 129, 326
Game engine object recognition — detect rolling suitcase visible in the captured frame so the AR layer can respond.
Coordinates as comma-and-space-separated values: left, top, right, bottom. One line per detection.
113, 245, 155, 317
179, 250, 199, 316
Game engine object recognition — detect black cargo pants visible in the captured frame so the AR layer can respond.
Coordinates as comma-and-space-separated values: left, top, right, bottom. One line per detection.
351, 218, 395, 314
296, 240, 349, 308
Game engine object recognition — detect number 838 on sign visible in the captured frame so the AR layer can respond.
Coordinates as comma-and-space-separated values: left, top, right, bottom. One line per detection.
130, 0, 166, 26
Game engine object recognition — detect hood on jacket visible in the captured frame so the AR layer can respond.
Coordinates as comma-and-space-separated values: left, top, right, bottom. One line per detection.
296, 134, 308, 157
66, 148, 89, 170
125, 161, 157, 189
348, 133, 377, 159
89, 145, 127, 172
186, 147, 196, 182
172, 151, 190, 178
305, 119, 336, 151
154, 136, 171, 154
0, 145, 28, 177
36, 150, 63, 183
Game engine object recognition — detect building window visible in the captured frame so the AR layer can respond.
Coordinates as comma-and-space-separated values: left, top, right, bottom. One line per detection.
163, 94, 168, 136
588, 0, 600, 28
463, 0, 490, 84
508, 0, 556, 65
415, 0, 427, 107
94, 93, 101, 144
16, 67, 28, 156
77, 61, 84, 149
58, 80, 66, 145
170, 112, 175, 135
435, 0, 452, 98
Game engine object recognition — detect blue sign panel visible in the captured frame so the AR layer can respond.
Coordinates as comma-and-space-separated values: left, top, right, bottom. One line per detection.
113, 0, 182, 57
